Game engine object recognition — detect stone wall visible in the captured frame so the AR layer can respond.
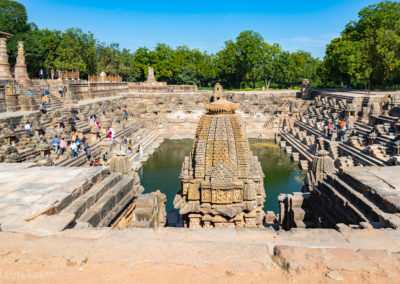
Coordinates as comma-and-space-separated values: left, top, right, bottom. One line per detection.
128, 82, 197, 93
65, 82, 130, 102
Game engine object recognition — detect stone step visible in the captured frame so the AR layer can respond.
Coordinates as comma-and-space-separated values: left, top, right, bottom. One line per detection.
63, 173, 122, 220
97, 184, 144, 227
290, 207, 312, 221
293, 220, 317, 228
78, 176, 134, 226
317, 179, 372, 225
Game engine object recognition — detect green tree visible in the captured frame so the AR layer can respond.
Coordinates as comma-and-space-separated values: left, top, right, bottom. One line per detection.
235, 30, 264, 88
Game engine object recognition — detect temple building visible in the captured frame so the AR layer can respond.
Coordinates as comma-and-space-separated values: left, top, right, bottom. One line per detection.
173, 93, 266, 228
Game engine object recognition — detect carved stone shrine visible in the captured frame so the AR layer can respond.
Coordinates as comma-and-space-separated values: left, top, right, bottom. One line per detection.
174, 93, 266, 228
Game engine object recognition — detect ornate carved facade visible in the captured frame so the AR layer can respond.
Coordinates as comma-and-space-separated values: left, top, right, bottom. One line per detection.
174, 92, 266, 228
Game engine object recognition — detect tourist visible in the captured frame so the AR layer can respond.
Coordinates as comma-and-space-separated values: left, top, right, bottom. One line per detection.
55, 70, 59, 79
24, 122, 31, 137
70, 141, 78, 158
346, 119, 350, 131
39, 69, 44, 79
40, 103, 47, 114
28, 89, 33, 97
328, 122, 332, 137
63, 86, 67, 96
59, 138, 67, 155
102, 159, 107, 167
45, 89, 50, 96
75, 136, 81, 152
86, 145, 92, 161
51, 135, 60, 153
81, 137, 88, 152
109, 127, 115, 142
41, 94, 47, 106
45, 68, 50, 79
103, 152, 108, 162
340, 127, 346, 142
58, 86, 63, 96
340, 119, 345, 130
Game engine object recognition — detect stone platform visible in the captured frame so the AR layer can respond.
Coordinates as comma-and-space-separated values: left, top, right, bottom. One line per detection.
0, 227, 399, 283
0, 164, 105, 231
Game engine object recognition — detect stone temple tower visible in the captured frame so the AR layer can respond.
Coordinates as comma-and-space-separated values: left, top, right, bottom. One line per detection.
174, 94, 266, 228
14, 41, 31, 86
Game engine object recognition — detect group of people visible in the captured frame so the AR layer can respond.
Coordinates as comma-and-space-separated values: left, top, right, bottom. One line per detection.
327, 119, 351, 142
39, 68, 79, 80
89, 115, 101, 128
89, 153, 108, 167
50, 136, 68, 155
58, 86, 67, 97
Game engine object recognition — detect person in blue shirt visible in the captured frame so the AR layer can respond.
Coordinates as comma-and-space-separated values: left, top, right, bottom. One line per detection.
51, 135, 60, 153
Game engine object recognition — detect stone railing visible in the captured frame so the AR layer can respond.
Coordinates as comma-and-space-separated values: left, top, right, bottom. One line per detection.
88, 75, 122, 83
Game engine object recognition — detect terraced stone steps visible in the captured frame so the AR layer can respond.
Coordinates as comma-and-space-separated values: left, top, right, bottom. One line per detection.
129, 129, 163, 170
63, 173, 122, 220
327, 174, 393, 225
78, 176, 135, 226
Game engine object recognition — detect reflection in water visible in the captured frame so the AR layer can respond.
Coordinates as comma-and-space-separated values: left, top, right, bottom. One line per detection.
140, 139, 304, 213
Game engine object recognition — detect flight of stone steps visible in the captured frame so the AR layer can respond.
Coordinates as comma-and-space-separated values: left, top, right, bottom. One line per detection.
129, 129, 164, 171
294, 120, 386, 166
313, 172, 400, 229
28, 80, 65, 112
29, 170, 144, 233
54, 123, 143, 167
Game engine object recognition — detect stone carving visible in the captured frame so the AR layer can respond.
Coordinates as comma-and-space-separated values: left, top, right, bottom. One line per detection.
146, 67, 157, 83
174, 84, 266, 228
311, 150, 336, 183
14, 41, 31, 86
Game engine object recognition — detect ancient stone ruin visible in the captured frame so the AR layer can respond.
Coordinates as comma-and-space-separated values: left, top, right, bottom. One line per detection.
174, 93, 265, 228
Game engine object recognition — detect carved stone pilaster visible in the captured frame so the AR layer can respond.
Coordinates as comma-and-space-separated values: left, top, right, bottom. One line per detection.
14, 41, 31, 86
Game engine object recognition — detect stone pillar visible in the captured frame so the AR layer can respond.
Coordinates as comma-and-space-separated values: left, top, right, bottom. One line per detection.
0, 33, 12, 80
14, 41, 31, 86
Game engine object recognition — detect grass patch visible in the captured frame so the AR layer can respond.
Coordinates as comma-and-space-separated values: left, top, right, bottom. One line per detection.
250, 141, 279, 148
225, 270, 234, 276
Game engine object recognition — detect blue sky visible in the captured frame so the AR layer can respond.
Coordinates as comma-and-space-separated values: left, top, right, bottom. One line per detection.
20, 0, 380, 58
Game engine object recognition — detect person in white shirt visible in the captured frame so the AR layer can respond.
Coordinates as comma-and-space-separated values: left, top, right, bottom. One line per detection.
70, 142, 78, 158
109, 127, 115, 142
24, 122, 31, 137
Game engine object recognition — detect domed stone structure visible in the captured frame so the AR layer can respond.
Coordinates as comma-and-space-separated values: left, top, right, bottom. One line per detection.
173, 94, 266, 228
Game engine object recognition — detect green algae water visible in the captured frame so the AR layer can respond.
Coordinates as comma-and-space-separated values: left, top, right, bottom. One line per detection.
140, 139, 305, 213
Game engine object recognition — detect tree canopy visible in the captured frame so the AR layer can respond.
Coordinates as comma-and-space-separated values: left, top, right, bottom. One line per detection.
324, 1, 400, 90
1, 0, 400, 90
